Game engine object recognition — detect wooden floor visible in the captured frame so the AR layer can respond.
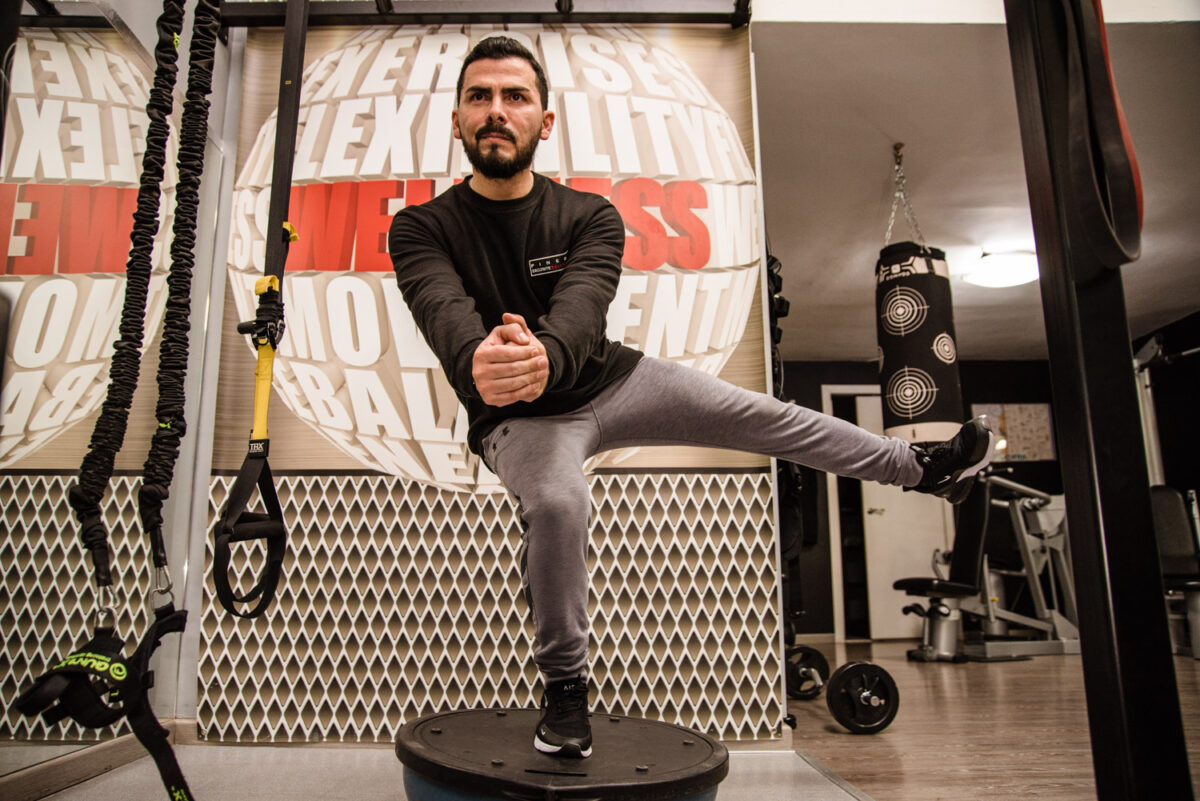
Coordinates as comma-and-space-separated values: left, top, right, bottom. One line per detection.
786, 639, 1200, 801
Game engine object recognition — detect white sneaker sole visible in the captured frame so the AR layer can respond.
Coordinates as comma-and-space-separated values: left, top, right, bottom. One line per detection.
533, 735, 592, 758
959, 426, 996, 482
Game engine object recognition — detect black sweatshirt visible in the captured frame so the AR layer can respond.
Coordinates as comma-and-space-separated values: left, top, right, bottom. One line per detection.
388, 173, 643, 456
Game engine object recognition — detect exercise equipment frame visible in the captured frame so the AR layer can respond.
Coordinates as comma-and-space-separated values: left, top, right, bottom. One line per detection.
1004, 0, 1192, 797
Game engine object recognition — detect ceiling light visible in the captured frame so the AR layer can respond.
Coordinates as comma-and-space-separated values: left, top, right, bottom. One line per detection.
962, 251, 1040, 288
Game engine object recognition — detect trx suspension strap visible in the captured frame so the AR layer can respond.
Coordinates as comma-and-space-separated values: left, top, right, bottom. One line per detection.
13, 2, 220, 799
212, 0, 310, 619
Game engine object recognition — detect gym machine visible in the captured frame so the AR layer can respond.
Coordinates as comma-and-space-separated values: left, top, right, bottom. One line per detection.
894, 472, 1080, 662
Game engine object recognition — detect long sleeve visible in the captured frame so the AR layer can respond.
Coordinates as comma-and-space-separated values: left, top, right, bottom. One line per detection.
536, 202, 626, 393
388, 208, 485, 399
386, 176, 642, 456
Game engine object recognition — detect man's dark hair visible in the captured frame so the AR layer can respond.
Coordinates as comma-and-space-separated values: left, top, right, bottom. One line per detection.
456, 36, 550, 111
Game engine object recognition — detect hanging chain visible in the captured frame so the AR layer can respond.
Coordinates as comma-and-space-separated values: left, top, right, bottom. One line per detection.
884, 142, 926, 248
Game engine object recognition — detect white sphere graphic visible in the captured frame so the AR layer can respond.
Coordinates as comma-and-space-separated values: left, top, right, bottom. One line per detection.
0, 29, 177, 468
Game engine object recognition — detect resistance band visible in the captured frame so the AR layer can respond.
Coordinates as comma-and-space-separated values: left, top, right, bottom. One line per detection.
211, 0, 311, 619
14, 2, 221, 799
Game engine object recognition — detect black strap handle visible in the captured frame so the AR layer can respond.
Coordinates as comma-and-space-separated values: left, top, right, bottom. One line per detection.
211, 0, 311, 620
213, 445, 288, 618
15, 606, 194, 800
1061, 0, 1142, 280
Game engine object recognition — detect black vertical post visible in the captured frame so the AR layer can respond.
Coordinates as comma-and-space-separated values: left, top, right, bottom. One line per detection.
1003, 2, 1193, 799
0, 0, 21, 163
263, 0, 310, 281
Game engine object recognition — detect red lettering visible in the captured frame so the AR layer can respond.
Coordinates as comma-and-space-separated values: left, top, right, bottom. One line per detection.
278, 180, 445, 272
566, 177, 612, 198
404, 179, 433, 207
612, 178, 667, 271
8, 185, 63, 275
354, 180, 401, 272
663, 181, 709, 270
60, 186, 137, 273
288, 182, 358, 270
0, 184, 16, 274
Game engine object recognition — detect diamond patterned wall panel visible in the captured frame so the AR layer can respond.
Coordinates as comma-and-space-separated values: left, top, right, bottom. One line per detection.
1, 476, 153, 742
589, 474, 781, 740
199, 472, 782, 743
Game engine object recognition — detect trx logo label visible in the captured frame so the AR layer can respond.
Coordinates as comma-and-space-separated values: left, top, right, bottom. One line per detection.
55, 651, 126, 680
528, 252, 568, 278
248, 440, 266, 455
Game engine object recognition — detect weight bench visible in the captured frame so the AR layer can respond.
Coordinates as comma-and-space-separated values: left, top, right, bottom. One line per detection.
1153, 485, 1200, 659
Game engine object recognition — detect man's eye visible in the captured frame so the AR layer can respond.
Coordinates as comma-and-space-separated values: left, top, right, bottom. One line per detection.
510, 92, 524, 101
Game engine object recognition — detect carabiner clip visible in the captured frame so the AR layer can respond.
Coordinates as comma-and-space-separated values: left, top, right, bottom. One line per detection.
91, 585, 121, 629
153, 566, 175, 607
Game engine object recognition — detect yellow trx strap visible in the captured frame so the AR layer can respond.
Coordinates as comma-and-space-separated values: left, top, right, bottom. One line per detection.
250, 274, 280, 441
213, 221, 297, 619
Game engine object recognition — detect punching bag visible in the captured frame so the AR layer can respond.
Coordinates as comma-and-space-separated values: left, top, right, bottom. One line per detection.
875, 242, 963, 444
875, 144, 963, 444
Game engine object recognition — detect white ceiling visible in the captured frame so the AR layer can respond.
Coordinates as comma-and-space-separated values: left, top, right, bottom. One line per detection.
751, 18, 1200, 361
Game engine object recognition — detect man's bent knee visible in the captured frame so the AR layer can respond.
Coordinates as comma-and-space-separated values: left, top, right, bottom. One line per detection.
519, 485, 591, 535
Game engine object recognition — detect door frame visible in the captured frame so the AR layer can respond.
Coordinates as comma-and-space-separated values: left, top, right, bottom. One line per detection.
821, 384, 880, 642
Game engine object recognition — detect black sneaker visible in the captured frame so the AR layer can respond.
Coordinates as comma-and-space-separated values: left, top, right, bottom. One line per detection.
534, 678, 592, 758
909, 417, 995, 504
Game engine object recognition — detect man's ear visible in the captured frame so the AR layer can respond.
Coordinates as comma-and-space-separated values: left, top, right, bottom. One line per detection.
451, 108, 462, 140
540, 109, 555, 141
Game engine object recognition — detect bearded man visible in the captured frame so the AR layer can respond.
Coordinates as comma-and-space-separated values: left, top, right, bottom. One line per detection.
389, 35, 993, 759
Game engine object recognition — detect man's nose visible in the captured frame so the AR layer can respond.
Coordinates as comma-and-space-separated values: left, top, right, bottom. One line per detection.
487, 96, 506, 122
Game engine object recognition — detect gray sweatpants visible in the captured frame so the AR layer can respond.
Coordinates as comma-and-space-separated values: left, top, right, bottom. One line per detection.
480, 356, 923, 681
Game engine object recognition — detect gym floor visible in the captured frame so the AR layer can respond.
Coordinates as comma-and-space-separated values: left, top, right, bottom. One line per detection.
12, 639, 1198, 800
787, 638, 1200, 800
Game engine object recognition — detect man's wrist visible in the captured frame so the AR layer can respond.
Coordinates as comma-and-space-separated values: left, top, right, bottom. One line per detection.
539, 337, 561, 391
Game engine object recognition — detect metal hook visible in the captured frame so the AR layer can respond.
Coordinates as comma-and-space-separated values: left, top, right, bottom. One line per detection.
91, 585, 120, 629
153, 566, 175, 607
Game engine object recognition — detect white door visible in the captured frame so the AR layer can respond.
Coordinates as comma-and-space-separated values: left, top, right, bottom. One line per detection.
856, 395, 955, 640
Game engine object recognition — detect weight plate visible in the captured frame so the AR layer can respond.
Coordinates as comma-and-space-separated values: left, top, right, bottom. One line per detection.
825, 662, 899, 734
784, 645, 830, 700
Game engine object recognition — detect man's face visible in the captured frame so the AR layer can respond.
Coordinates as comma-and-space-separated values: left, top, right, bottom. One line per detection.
452, 57, 554, 180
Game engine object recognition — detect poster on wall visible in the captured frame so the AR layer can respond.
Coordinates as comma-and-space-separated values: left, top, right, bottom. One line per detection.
970, 402, 1056, 462
214, 24, 764, 492
0, 29, 177, 472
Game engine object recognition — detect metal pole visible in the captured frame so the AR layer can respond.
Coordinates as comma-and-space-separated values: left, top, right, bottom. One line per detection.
1003, 2, 1192, 798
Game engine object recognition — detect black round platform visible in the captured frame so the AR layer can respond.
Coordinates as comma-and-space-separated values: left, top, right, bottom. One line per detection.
395, 709, 728, 801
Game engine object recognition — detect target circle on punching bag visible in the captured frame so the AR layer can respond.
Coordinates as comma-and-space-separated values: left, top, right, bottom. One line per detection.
886, 367, 938, 420
931, 333, 957, 364
880, 286, 929, 336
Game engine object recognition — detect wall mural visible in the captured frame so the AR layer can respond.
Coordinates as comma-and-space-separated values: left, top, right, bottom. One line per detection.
0, 29, 177, 470
217, 24, 763, 492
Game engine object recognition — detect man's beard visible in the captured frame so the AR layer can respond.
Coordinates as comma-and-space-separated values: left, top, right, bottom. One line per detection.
464, 123, 540, 179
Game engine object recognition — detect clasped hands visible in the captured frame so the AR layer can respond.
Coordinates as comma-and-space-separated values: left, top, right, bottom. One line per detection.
472, 313, 549, 407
